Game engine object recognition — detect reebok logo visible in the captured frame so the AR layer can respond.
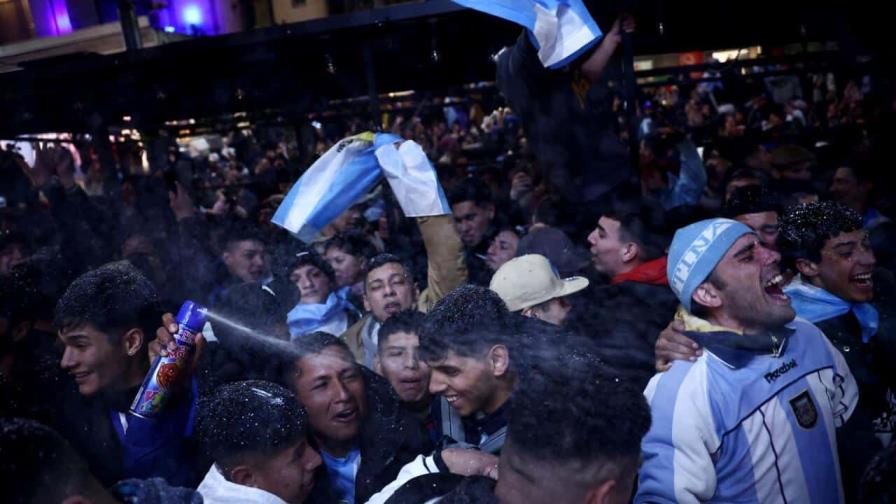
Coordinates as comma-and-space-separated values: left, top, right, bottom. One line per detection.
764, 359, 798, 383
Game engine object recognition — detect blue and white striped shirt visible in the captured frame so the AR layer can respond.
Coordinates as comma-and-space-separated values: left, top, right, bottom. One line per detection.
636, 318, 858, 503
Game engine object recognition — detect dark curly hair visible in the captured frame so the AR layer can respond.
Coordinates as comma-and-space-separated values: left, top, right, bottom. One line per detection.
290, 249, 336, 284
54, 261, 162, 344
363, 253, 414, 288
324, 231, 378, 262
419, 285, 513, 362
0, 418, 92, 503
378, 310, 425, 352
280, 331, 357, 382
508, 326, 651, 484
447, 178, 493, 207
778, 201, 863, 268
197, 380, 308, 476
722, 185, 781, 219
222, 221, 265, 250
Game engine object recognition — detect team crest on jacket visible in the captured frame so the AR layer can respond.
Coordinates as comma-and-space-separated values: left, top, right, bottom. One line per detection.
789, 391, 818, 429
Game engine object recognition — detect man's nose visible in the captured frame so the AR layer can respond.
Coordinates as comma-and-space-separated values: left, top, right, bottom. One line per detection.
759, 243, 781, 265
857, 243, 877, 267
587, 230, 598, 246
429, 374, 447, 395
60, 347, 76, 370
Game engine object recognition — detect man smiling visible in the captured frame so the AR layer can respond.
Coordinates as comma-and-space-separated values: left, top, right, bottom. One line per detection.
654, 201, 895, 501
54, 262, 200, 487
419, 285, 516, 454
779, 201, 896, 498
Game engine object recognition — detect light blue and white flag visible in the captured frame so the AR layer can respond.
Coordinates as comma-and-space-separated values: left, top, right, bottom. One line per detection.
272, 133, 449, 241
452, 0, 603, 69
272, 132, 399, 241
375, 139, 451, 217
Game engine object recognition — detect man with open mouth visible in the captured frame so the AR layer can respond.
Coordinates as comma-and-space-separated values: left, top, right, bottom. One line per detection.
373, 310, 466, 446
284, 332, 431, 504
637, 218, 859, 503
340, 212, 467, 370
655, 201, 896, 500
776, 201, 894, 499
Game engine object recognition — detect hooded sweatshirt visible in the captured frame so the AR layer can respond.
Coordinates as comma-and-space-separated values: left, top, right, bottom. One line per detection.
197, 463, 290, 504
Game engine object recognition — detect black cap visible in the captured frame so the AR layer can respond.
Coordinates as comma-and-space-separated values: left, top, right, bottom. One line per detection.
516, 227, 591, 277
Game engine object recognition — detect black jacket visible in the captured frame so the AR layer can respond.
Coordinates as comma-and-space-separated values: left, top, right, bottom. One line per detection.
309, 368, 434, 504
566, 280, 679, 390
813, 269, 896, 503
496, 31, 631, 203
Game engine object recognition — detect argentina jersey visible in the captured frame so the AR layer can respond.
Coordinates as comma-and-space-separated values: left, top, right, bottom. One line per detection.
636, 318, 858, 504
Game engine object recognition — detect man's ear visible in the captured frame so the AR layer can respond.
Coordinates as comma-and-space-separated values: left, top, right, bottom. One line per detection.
485, 203, 496, 221
488, 345, 510, 378
795, 258, 820, 279
373, 355, 383, 375
584, 479, 617, 504
363, 293, 371, 312
520, 307, 538, 320
692, 282, 722, 309
122, 328, 144, 357
621, 242, 640, 264
229, 465, 257, 487
221, 250, 233, 267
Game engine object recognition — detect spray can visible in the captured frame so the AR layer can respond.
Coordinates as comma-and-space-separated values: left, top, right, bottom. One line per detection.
130, 300, 207, 418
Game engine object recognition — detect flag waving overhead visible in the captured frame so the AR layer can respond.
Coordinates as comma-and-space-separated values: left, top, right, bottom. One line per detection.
452, 0, 603, 69
272, 132, 399, 241
272, 133, 450, 242
375, 140, 451, 217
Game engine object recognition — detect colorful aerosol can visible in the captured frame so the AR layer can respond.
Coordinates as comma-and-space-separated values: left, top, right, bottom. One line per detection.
129, 300, 207, 418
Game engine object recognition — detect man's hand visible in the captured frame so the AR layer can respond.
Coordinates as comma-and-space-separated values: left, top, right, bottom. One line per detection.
169, 182, 196, 221
605, 13, 636, 47
655, 320, 701, 371
581, 14, 635, 83
150, 313, 205, 385
509, 171, 533, 202
30, 143, 59, 188
440, 448, 500, 480
208, 190, 229, 216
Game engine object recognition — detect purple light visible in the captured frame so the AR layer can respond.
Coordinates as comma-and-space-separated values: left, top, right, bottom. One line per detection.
52, 0, 73, 35
182, 5, 203, 26
33, 0, 73, 36
151, 0, 222, 36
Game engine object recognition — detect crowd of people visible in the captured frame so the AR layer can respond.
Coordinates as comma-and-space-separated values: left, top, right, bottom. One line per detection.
3, 7, 896, 503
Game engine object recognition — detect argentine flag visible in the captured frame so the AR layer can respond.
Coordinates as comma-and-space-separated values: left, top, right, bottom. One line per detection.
375, 139, 451, 218
272, 132, 450, 242
452, 0, 604, 69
